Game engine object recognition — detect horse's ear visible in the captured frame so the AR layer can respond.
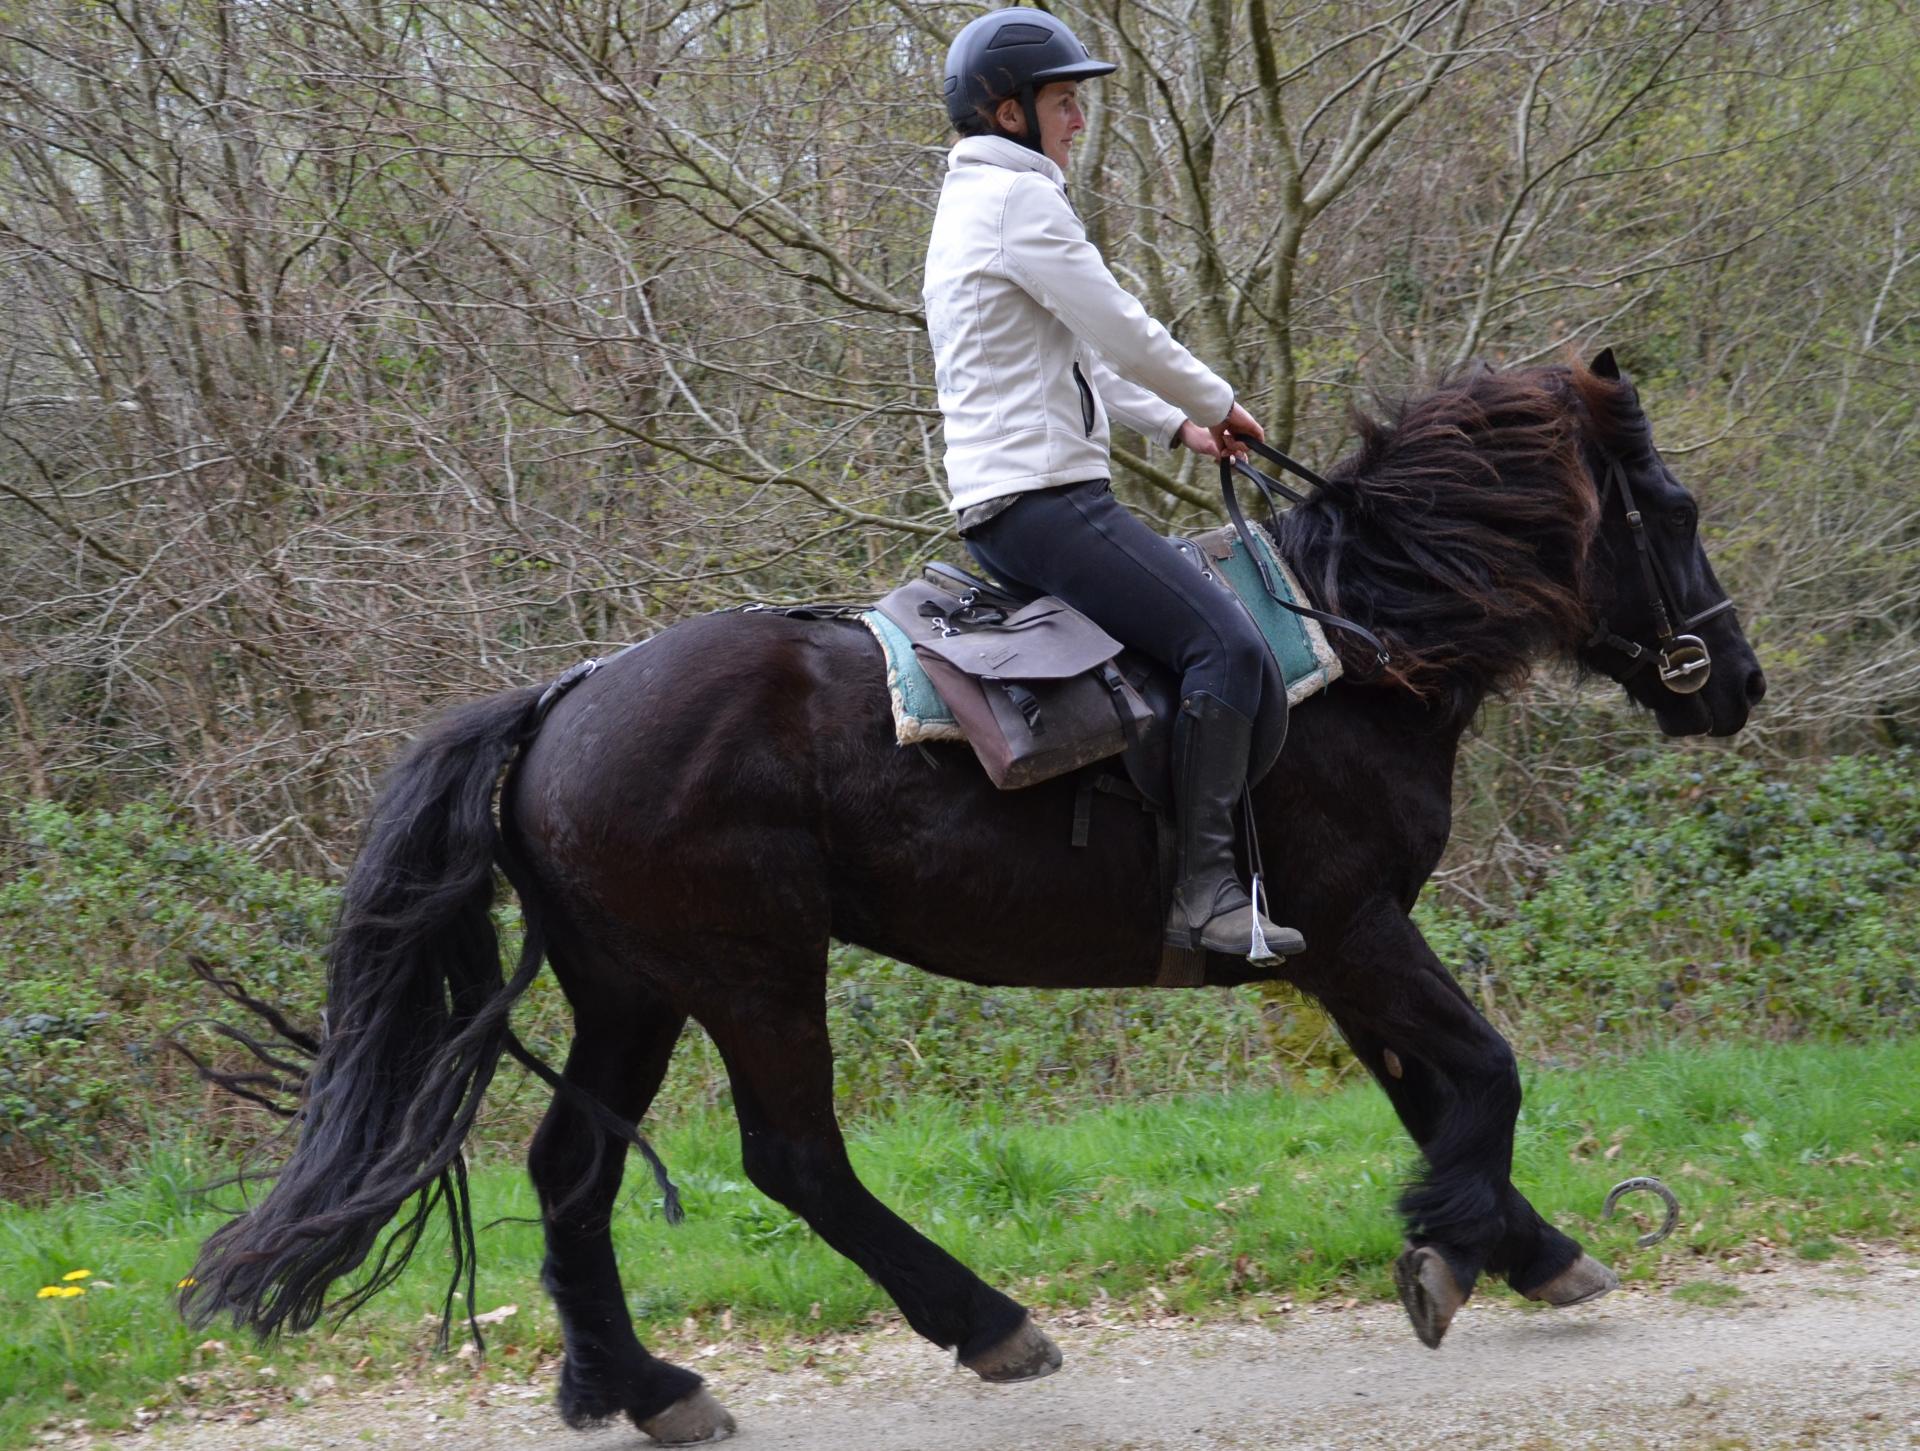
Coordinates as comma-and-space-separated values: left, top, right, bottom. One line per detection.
1589, 347, 1621, 380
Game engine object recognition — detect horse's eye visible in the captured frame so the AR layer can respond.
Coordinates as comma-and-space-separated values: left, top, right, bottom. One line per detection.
1669, 507, 1696, 532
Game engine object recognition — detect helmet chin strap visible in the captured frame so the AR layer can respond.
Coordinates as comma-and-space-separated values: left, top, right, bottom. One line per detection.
992, 86, 1047, 156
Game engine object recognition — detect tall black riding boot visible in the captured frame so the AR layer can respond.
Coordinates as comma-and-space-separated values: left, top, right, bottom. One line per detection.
1164, 692, 1305, 964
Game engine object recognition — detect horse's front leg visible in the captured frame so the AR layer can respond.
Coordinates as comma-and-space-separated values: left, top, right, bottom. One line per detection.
1310, 901, 1611, 1347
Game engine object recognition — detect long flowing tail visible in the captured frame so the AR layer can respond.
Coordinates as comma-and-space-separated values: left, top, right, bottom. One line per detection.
182, 686, 547, 1340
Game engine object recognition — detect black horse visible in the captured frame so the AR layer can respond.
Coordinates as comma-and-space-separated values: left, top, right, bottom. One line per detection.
184, 351, 1763, 1443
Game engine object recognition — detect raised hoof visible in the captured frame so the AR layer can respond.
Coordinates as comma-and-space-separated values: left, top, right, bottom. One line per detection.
1523, 1252, 1619, 1307
961, 1316, 1064, 1383
634, 1387, 737, 1445
1394, 1245, 1469, 1350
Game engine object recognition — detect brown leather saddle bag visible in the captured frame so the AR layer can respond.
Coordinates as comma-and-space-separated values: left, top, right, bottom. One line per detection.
875, 579, 1154, 789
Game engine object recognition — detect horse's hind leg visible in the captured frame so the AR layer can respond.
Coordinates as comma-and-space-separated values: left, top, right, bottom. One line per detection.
1313, 903, 1594, 1347
697, 974, 1055, 1380
529, 995, 734, 1443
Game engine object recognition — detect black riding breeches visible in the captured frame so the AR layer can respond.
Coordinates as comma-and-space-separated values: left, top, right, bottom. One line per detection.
963, 479, 1266, 721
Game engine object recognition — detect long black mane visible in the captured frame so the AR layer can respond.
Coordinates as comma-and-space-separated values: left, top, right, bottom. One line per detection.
1276, 362, 1608, 720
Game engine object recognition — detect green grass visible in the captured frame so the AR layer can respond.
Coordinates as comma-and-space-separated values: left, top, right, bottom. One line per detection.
4, 1037, 1919, 1446
1793, 1235, 1844, 1261
1671, 1281, 1746, 1307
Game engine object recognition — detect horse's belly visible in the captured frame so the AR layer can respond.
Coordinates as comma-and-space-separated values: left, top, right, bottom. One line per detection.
824, 746, 1170, 988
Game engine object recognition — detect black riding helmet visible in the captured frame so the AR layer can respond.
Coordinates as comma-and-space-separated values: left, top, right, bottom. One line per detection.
943, 8, 1116, 155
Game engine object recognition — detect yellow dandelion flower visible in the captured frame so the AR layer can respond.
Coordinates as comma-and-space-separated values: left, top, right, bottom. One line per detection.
61, 1269, 92, 1282
37, 1286, 63, 1298
177, 1276, 198, 1289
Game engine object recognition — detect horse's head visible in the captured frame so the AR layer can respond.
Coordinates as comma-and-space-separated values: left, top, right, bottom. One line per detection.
1573, 349, 1765, 737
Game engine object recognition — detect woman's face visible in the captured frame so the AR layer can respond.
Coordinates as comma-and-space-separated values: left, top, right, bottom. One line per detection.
995, 81, 1086, 171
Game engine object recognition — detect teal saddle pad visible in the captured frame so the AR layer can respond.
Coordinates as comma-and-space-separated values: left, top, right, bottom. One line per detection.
864, 528, 1342, 745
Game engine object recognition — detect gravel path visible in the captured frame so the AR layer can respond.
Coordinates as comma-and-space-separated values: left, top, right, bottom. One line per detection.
108, 1249, 1920, 1450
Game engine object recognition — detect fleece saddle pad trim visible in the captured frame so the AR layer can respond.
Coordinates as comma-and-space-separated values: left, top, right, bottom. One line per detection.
864, 532, 1342, 748
866, 607, 970, 745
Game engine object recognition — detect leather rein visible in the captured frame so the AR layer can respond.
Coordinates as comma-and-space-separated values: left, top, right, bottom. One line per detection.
1217, 440, 1391, 672
1219, 439, 1736, 697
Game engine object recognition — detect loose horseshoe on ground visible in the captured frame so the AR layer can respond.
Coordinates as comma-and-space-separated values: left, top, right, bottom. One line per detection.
1603, 1175, 1681, 1247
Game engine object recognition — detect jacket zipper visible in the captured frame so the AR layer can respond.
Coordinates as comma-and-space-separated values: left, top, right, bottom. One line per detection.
1071, 362, 1095, 437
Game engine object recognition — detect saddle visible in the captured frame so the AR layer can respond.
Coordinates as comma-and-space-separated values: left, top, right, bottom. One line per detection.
876, 578, 1153, 790
868, 525, 1338, 813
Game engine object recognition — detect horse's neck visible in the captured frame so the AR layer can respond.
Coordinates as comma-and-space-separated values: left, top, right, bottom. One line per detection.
1258, 684, 1471, 908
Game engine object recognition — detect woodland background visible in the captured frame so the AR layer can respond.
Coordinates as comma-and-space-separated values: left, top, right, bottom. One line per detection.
3, 0, 1919, 1193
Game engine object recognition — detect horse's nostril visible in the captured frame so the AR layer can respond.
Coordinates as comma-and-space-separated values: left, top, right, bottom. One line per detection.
1745, 667, 1768, 705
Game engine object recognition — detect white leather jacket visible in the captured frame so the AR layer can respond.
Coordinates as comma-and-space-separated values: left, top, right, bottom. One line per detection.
922, 136, 1236, 514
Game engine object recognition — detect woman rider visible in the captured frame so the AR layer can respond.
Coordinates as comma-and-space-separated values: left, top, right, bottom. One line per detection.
923, 7, 1302, 964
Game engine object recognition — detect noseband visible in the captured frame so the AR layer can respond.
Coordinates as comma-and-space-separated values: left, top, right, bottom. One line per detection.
1586, 456, 1736, 695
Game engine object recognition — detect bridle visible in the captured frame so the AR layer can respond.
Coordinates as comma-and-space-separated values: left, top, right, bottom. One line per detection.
1584, 455, 1736, 696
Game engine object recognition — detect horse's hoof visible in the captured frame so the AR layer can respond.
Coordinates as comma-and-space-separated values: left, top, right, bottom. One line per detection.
1394, 1244, 1469, 1350
961, 1316, 1063, 1383
1523, 1252, 1619, 1307
635, 1387, 737, 1445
